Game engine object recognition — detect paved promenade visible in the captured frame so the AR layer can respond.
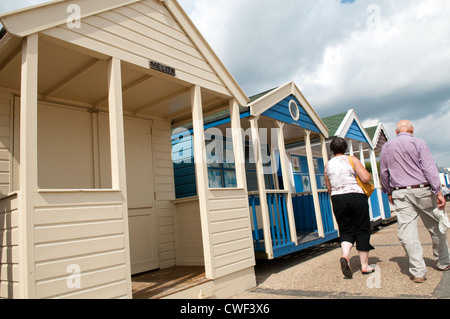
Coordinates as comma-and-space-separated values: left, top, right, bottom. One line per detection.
233, 206, 450, 299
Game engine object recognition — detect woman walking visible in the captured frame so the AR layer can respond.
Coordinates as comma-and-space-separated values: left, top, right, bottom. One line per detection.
324, 137, 375, 278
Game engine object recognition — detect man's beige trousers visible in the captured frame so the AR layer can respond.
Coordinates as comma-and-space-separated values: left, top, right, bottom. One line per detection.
392, 187, 450, 279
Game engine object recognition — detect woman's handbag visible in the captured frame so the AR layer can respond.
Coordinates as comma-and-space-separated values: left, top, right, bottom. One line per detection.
348, 156, 375, 198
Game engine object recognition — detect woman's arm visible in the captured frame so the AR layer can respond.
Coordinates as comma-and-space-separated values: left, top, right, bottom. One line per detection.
352, 156, 371, 183
324, 163, 332, 195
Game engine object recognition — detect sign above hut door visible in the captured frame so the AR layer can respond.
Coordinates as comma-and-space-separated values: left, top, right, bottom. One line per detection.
123, 118, 159, 275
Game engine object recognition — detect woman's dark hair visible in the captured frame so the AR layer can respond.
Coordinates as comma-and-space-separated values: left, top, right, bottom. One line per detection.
330, 137, 348, 155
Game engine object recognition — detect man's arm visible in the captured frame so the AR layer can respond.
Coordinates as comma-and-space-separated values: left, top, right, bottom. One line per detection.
418, 140, 441, 195
379, 146, 392, 195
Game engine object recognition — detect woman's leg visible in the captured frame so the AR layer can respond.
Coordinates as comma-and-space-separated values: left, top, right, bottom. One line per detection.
358, 250, 374, 273
341, 241, 353, 260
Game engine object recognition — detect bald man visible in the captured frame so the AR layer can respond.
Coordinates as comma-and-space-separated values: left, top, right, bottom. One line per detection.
380, 120, 449, 283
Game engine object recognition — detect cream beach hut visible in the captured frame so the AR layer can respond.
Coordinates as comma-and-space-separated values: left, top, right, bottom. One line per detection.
0, 0, 256, 299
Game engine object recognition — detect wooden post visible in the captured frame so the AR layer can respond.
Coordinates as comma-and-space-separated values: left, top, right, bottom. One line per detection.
249, 117, 273, 259
348, 138, 354, 156
229, 99, 247, 190
320, 135, 339, 234
19, 33, 39, 299
305, 130, 324, 238
358, 142, 365, 168
276, 121, 298, 245
190, 85, 214, 278
107, 57, 132, 298
370, 148, 386, 219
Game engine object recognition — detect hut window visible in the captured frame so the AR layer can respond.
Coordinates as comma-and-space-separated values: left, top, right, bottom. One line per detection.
244, 143, 275, 192
289, 100, 300, 121
205, 133, 237, 188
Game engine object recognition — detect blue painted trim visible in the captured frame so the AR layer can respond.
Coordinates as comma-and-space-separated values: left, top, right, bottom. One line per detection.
345, 119, 370, 144
272, 231, 339, 258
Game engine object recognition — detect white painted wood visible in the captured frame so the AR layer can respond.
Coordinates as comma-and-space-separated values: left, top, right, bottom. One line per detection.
321, 135, 339, 233
305, 130, 324, 238
190, 85, 214, 279
249, 82, 328, 138
124, 118, 159, 274
358, 142, 365, 166
0, 0, 143, 37
276, 121, 298, 245
229, 99, 247, 190
162, 0, 248, 105
37, 102, 95, 189
107, 57, 132, 297
249, 117, 273, 259
208, 188, 254, 278
0, 92, 12, 196
19, 34, 39, 299
152, 119, 176, 269
370, 149, 386, 219
32, 190, 130, 299
0, 193, 20, 298
173, 199, 204, 266
348, 138, 354, 156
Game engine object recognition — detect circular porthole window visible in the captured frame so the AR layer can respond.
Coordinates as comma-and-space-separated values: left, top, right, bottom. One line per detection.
289, 100, 300, 121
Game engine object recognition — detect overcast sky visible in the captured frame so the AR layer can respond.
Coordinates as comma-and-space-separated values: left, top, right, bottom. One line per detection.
1, 0, 450, 168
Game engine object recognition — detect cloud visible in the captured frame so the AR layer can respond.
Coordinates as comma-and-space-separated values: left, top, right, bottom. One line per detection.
183, 0, 450, 167
3, 0, 450, 167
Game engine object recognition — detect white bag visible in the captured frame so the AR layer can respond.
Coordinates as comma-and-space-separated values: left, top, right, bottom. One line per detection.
433, 208, 450, 234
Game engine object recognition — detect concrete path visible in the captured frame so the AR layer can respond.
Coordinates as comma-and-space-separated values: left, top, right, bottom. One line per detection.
233, 206, 450, 299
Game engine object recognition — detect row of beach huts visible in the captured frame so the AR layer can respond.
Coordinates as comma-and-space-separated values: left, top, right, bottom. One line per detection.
0, 0, 438, 299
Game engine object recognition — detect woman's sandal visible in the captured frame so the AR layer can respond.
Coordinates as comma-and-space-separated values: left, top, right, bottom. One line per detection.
340, 257, 353, 279
362, 267, 375, 275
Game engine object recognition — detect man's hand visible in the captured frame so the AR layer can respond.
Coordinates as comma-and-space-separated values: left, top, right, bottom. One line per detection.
437, 191, 447, 210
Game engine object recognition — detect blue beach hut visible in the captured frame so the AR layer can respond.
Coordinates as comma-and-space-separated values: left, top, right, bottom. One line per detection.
320, 110, 384, 226
365, 123, 394, 223
172, 81, 339, 260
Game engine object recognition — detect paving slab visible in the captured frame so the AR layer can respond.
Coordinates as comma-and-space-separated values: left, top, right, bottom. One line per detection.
233, 206, 450, 299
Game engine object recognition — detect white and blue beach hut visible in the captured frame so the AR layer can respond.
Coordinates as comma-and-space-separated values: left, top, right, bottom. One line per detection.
173, 81, 339, 260
365, 123, 394, 222
321, 110, 385, 226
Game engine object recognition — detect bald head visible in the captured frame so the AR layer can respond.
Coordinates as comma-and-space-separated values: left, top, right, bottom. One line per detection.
396, 120, 414, 135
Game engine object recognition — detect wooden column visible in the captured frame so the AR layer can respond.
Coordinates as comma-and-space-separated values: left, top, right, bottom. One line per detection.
229, 99, 247, 190
370, 148, 386, 219
19, 33, 39, 299
348, 138, 354, 156
107, 57, 132, 298
305, 130, 324, 238
276, 121, 298, 245
249, 117, 273, 259
320, 135, 339, 233
190, 85, 214, 278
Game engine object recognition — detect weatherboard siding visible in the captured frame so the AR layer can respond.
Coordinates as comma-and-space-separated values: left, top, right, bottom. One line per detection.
33, 190, 130, 299
0, 92, 12, 196
208, 189, 255, 279
0, 193, 20, 298
152, 120, 177, 269
261, 95, 322, 134
42, 0, 229, 96
346, 119, 369, 144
